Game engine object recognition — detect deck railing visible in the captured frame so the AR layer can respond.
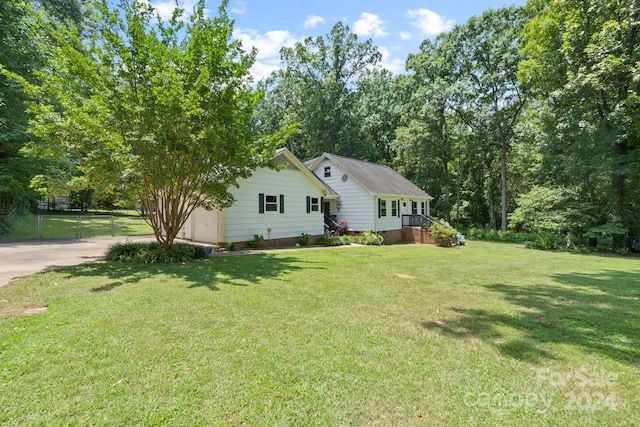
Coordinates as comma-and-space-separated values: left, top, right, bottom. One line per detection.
324, 215, 339, 231
402, 214, 445, 230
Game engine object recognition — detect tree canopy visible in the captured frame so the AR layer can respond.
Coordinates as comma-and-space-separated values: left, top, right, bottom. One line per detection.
3, 0, 639, 250
26, 0, 283, 249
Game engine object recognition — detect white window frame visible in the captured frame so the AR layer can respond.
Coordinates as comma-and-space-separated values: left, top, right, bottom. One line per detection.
264, 195, 279, 212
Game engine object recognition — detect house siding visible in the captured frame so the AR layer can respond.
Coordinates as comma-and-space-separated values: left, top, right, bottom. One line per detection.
374, 196, 403, 231
311, 160, 374, 231
224, 166, 325, 243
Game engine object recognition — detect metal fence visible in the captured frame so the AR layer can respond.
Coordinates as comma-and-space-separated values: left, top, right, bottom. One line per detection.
3, 215, 152, 240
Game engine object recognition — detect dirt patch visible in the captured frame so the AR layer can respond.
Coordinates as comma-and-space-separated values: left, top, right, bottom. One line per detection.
0, 305, 48, 316
396, 274, 416, 280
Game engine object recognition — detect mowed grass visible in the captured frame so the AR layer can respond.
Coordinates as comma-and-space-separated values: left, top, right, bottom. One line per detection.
0, 242, 638, 426
1, 213, 153, 240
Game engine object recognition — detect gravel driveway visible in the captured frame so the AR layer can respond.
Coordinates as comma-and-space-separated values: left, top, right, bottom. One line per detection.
0, 236, 156, 288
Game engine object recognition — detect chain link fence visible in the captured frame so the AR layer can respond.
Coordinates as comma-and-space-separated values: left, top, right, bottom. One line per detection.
1, 214, 153, 240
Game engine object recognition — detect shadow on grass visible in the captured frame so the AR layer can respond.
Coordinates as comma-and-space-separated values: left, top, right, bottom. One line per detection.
422, 269, 640, 365
63, 253, 319, 292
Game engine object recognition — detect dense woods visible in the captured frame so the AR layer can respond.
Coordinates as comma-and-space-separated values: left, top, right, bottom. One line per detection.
1, 0, 638, 249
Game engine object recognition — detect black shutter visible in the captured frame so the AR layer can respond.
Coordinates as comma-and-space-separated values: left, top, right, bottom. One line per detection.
306, 196, 311, 213
259, 193, 264, 214
397, 200, 400, 217
378, 198, 381, 218
320, 197, 324, 213
280, 194, 285, 213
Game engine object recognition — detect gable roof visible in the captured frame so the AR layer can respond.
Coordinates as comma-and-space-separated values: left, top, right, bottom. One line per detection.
305, 153, 433, 200
274, 148, 339, 199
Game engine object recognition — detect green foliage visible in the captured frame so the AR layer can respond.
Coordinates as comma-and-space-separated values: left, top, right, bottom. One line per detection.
321, 231, 352, 246
466, 227, 538, 243
248, 234, 264, 249
27, 0, 290, 251
399, 6, 529, 228
0, 210, 28, 234
585, 222, 628, 252
466, 226, 566, 250
585, 222, 628, 239
523, 233, 566, 251
298, 233, 311, 246
0, 0, 50, 221
105, 242, 206, 263
430, 223, 459, 247
520, 0, 640, 237
357, 229, 384, 246
508, 186, 594, 236
226, 242, 236, 252
256, 22, 381, 159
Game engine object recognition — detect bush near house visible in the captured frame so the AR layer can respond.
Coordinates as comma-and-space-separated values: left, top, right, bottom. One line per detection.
357, 229, 384, 245
430, 223, 459, 247
299, 233, 312, 246
321, 231, 352, 246
105, 242, 207, 263
248, 234, 264, 248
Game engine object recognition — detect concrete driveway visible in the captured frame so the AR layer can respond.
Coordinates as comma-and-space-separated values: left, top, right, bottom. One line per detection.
0, 236, 156, 288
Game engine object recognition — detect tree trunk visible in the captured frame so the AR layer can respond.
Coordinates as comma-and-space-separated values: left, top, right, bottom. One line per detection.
611, 138, 627, 248
501, 139, 508, 231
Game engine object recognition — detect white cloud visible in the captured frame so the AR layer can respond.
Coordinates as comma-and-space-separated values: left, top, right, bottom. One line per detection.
399, 31, 412, 41
249, 61, 282, 82
304, 14, 325, 29
377, 46, 405, 75
144, 0, 203, 21
354, 12, 388, 37
234, 29, 298, 80
231, 1, 247, 15
407, 8, 455, 36
234, 29, 296, 59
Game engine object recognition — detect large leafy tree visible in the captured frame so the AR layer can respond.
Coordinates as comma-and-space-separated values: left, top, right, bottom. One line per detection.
450, 6, 528, 230
520, 0, 640, 240
399, 38, 461, 222
357, 69, 403, 164
397, 7, 528, 227
259, 22, 381, 160
0, 0, 85, 231
28, 0, 281, 249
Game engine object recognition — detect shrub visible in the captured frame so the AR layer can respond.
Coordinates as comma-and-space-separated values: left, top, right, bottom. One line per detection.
299, 233, 311, 246
357, 229, 383, 245
336, 218, 349, 235
106, 242, 207, 263
321, 231, 352, 246
248, 234, 264, 249
524, 233, 565, 250
226, 242, 236, 251
430, 223, 459, 247
465, 227, 541, 244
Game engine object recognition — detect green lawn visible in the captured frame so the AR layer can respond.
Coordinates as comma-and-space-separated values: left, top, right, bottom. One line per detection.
0, 242, 638, 425
1, 212, 153, 240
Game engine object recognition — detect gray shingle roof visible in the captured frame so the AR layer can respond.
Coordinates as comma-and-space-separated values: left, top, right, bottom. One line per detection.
305, 153, 432, 199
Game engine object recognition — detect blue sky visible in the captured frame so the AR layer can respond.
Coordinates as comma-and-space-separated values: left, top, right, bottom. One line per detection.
148, 0, 527, 80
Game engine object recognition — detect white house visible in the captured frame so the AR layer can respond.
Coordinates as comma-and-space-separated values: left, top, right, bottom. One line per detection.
180, 148, 337, 246
181, 148, 433, 246
304, 153, 433, 243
